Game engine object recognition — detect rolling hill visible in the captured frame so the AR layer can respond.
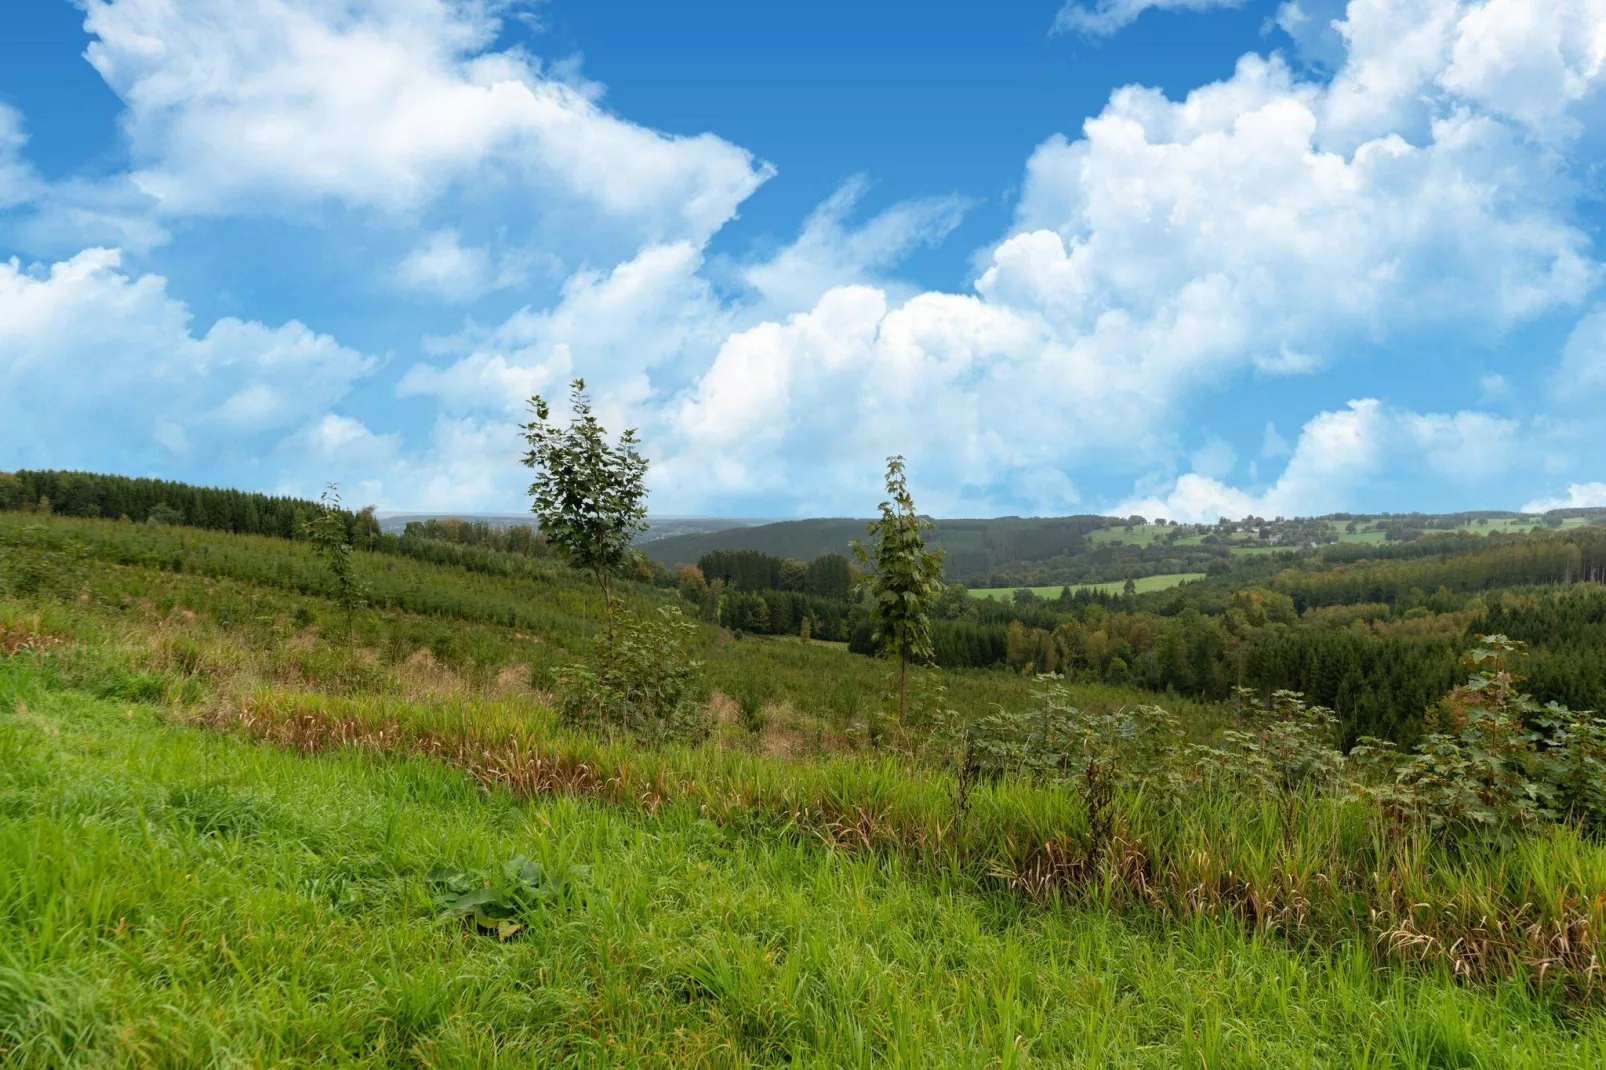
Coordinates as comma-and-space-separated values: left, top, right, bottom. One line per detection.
641, 515, 1114, 582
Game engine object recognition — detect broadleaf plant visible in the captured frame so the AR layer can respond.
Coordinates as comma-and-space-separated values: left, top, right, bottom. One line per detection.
426, 855, 591, 940
853, 456, 945, 727
519, 378, 648, 609
301, 484, 368, 640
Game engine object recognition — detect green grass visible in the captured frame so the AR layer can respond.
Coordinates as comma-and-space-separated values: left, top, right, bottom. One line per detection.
1086, 524, 1168, 548
970, 573, 1206, 600
9, 511, 1606, 1062
0, 512, 1227, 738
1325, 518, 1591, 544
7, 667, 1606, 1067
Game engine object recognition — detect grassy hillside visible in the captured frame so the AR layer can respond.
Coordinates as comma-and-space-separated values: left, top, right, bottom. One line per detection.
645, 515, 1117, 585
7, 508, 1606, 1062
10, 664, 1605, 1065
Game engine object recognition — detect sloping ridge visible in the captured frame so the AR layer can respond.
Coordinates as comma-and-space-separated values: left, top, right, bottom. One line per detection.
642, 515, 1112, 578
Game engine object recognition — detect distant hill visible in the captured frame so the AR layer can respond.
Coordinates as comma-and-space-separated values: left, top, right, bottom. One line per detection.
642, 515, 1114, 585
643, 518, 870, 567
641, 509, 1606, 588
378, 513, 770, 542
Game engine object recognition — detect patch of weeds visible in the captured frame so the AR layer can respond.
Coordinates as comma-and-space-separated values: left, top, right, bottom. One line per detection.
426, 855, 591, 941
75, 662, 168, 704
735, 680, 772, 735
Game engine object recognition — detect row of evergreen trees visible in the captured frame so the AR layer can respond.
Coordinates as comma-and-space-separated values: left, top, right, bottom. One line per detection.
721, 590, 854, 642
0, 469, 360, 541
697, 548, 854, 599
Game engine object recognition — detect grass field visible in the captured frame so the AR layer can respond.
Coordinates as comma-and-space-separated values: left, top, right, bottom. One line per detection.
7, 513, 1606, 1064
970, 572, 1206, 600
1086, 525, 1161, 547
10, 666, 1606, 1066
1327, 517, 1592, 544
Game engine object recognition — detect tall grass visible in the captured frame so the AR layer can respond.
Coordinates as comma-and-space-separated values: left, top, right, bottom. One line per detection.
9, 603, 1606, 1005
7, 512, 1606, 1022
5, 676, 1606, 1065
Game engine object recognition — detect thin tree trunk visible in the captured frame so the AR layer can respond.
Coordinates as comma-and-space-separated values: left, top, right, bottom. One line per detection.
899, 657, 908, 726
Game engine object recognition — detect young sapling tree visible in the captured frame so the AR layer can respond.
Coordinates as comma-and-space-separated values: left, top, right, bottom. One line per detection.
853, 455, 945, 726
519, 379, 649, 612
301, 484, 367, 639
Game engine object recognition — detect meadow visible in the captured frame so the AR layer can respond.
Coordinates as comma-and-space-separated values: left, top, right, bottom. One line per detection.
970, 572, 1206, 600
5, 510, 1606, 1065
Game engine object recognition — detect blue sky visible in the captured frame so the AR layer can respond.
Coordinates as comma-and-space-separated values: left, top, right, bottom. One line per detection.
1, 0, 1603, 519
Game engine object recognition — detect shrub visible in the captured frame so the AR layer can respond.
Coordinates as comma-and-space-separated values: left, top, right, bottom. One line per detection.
0, 525, 89, 601
1199, 688, 1346, 795
1532, 704, 1606, 832
557, 605, 710, 745
734, 679, 772, 734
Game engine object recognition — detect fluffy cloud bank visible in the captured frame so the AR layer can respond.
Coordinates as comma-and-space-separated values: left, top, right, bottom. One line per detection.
639, 0, 1603, 513
4, 0, 1605, 514
1524, 483, 1606, 513
81, 0, 771, 243
385, 0, 1606, 515
1116, 400, 1525, 522
0, 249, 374, 473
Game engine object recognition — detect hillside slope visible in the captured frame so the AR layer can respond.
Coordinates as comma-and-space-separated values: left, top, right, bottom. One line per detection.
643, 515, 1112, 581
6, 511, 1606, 1061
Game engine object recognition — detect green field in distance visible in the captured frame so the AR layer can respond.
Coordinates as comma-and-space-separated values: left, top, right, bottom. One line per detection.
970, 572, 1206, 600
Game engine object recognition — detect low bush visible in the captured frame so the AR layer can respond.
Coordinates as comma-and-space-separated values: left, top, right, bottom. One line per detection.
556, 605, 710, 745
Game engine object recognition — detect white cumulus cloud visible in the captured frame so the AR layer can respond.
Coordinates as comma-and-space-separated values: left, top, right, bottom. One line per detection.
81, 0, 771, 243
645, 1, 1601, 513
1116, 400, 1523, 522
400, 240, 730, 419
396, 229, 530, 302
1523, 482, 1606, 512
0, 248, 375, 473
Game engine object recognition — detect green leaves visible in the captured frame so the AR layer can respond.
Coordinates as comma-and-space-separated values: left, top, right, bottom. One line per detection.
300, 484, 369, 638
557, 604, 710, 746
0, 524, 89, 601
854, 456, 944, 666
426, 856, 591, 940
520, 379, 649, 601
853, 456, 945, 724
